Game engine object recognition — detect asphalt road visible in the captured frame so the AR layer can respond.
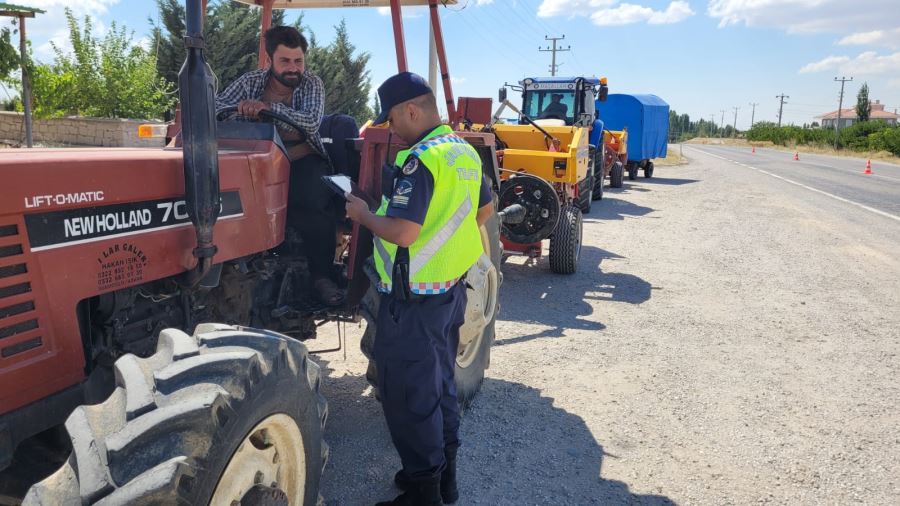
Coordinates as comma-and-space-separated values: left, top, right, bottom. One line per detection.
316, 145, 900, 505
686, 144, 900, 221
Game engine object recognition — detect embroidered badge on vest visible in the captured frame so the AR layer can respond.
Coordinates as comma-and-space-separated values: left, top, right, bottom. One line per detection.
402, 157, 420, 175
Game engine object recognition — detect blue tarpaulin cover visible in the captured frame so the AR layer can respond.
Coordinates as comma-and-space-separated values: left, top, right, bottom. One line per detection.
596, 94, 669, 161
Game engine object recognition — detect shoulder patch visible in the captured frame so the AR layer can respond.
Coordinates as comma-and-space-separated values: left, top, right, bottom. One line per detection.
402, 157, 420, 175
390, 178, 414, 208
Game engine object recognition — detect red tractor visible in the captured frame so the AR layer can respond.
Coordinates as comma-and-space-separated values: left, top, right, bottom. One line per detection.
0, 1, 503, 503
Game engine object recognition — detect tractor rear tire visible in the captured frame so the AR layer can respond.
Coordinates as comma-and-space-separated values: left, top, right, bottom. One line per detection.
24, 325, 327, 506
360, 202, 502, 410
591, 146, 604, 201
628, 163, 638, 180
645, 161, 655, 178
610, 161, 625, 189
549, 205, 583, 274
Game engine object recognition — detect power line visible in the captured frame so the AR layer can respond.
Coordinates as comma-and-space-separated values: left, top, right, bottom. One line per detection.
776, 93, 789, 127
833, 76, 853, 149
539, 35, 570, 76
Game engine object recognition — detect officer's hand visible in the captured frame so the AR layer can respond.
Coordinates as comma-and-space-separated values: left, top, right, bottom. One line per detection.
345, 192, 370, 223
238, 99, 269, 119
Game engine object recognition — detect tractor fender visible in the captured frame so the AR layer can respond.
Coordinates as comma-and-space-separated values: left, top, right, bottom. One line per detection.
588, 119, 605, 148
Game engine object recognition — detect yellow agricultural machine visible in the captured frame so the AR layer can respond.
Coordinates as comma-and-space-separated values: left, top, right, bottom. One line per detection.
478, 77, 609, 274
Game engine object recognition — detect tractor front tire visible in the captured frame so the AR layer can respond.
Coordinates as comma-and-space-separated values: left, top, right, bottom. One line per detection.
361, 204, 502, 410
24, 325, 327, 506
645, 161, 655, 178
610, 161, 625, 189
549, 205, 583, 274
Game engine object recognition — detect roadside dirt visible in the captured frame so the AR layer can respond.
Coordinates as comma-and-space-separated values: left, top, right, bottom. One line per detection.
312, 151, 900, 505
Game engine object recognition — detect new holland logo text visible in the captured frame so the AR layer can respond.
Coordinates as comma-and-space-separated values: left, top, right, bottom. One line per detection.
25, 192, 243, 251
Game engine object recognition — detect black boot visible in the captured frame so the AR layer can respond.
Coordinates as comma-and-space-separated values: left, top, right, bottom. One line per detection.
376, 475, 441, 506
394, 447, 459, 504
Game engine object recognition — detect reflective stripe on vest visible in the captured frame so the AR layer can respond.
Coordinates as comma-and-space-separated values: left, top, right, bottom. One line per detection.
374, 232, 393, 278
410, 195, 473, 276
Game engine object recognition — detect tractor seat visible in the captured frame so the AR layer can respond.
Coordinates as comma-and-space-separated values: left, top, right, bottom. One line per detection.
319, 113, 361, 180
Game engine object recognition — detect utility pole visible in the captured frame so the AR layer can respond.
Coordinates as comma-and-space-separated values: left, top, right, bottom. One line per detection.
833, 76, 853, 149
709, 114, 715, 137
720, 109, 726, 138
749, 102, 759, 127
732, 106, 740, 137
539, 35, 570, 77
776, 93, 789, 127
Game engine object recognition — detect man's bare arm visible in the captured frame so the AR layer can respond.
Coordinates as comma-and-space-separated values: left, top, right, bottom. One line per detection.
476, 202, 494, 228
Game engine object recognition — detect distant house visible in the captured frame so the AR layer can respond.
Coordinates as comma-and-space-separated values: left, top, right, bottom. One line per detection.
819, 100, 899, 128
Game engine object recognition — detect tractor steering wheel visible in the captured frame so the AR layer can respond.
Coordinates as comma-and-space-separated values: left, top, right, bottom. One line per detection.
216, 105, 308, 143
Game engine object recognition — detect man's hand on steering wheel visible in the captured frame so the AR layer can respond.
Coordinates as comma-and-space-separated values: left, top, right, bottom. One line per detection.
238, 99, 270, 119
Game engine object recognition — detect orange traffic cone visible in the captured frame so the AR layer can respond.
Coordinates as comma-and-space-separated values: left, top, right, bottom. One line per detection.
864, 160, 872, 175
793, 152, 799, 161
752, 146, 756, 154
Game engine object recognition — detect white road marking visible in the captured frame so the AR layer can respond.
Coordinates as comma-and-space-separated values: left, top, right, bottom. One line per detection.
687, 147, 900, 223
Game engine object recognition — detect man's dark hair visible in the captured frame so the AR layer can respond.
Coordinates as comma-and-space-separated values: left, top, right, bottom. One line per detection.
264, 26, 308, 58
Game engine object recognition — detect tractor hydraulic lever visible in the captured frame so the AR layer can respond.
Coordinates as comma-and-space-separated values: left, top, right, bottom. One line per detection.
488, 99, 561, 150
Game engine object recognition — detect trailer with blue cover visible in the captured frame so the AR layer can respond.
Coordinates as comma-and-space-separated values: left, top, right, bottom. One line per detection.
596, 93, 669, 179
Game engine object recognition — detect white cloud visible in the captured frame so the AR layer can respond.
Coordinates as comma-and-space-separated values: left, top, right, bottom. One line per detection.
590, 1, 693, 26
799, 51, 900, 75
837, 29, 900, 49
798, 55, 850, 74
451, 76, 467, 84
538, 0, 694, 26
537, 0, 617, 18
14, 0, 120, 61
707, 0, 900, 35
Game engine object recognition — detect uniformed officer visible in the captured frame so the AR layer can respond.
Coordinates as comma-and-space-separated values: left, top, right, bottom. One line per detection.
345, 72, 495, 505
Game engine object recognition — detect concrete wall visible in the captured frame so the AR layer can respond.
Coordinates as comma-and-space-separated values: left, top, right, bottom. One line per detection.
0, 111, 165, 148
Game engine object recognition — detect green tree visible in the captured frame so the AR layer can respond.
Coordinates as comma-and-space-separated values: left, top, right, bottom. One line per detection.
29, 9, 174, 119
151, 0, 285, 90
308, 19, 372, 122
856, 82, 870, 122
0, 25, 18, 82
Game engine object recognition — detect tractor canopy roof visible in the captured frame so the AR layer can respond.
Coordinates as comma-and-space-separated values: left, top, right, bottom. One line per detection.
525, 76, 604, 86
233, 0, 455, 8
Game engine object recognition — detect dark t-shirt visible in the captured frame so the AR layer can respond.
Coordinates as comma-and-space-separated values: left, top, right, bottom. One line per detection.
386, 154, 492, 225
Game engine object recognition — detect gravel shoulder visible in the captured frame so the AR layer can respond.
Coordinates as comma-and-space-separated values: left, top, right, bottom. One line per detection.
313, 149, 900, 505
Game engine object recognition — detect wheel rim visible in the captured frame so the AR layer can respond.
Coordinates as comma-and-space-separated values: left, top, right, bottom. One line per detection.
210, 414, 307, 506
457, 227, 500, 369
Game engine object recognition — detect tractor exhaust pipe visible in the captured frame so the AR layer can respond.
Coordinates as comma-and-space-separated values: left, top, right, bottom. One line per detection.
179, 0, 219, 285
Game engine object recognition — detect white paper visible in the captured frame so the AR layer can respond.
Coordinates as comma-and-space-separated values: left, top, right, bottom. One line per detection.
326, 174, 353, 194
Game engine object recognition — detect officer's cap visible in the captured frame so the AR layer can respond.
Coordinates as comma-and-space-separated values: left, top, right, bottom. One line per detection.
374, 72, 433, 125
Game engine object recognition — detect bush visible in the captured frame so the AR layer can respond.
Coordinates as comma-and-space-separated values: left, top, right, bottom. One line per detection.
867, 127, 900, 156
28, 9, 174, 120
747, 120, 900, 155
839, 120, 890, 150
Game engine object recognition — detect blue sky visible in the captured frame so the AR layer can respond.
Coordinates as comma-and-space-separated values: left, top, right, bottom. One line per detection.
11, 0, 900, 129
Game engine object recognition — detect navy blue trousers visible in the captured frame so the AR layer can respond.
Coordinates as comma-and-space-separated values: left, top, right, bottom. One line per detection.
374, 281, 467, 479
